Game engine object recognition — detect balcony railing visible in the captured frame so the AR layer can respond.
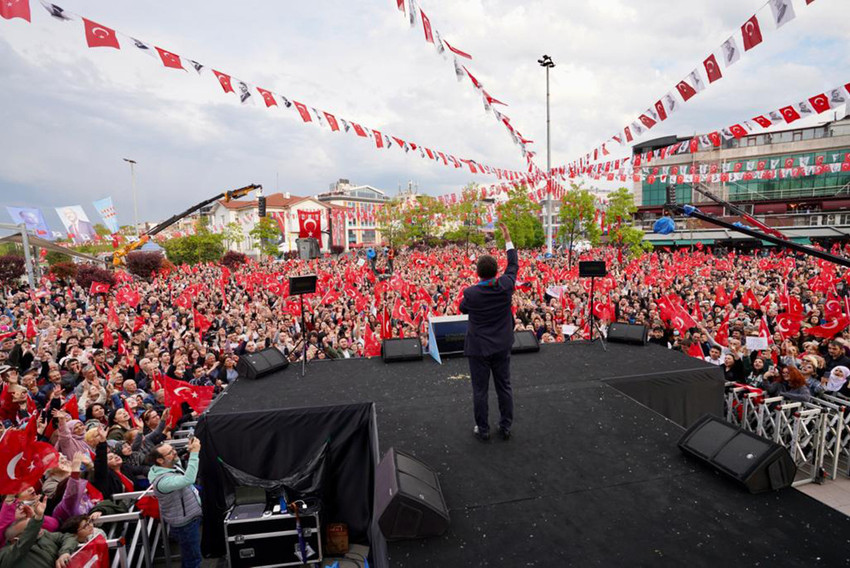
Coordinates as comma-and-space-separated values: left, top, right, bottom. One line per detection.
635, 211, 850, 232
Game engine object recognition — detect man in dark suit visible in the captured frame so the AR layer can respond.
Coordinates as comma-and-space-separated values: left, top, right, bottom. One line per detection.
460, 223, 518, 441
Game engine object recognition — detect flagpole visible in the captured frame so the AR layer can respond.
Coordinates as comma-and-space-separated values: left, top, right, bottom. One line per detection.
123, 158, 139, 237
538, 55, 555, 255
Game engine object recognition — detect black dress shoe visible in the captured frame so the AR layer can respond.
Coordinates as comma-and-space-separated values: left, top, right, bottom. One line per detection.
498, 428, 511, 441
473, 426, 490, 442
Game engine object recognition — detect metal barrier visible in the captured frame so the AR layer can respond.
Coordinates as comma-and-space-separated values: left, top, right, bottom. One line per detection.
805, 396, 848, 480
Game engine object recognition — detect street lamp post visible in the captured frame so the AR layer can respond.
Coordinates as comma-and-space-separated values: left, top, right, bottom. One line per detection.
538, 54, 555, 255
123, 158, 139, 237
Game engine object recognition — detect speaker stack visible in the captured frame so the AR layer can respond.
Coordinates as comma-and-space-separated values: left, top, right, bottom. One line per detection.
381, 338, 423, 363
607, 322, 648, 346
678, 414, 797, 493
374, 448, 450, 540
236, 347, 289, 380
511, 330, 540, 353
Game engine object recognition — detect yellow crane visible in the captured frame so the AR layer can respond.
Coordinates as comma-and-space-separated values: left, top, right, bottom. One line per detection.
112, 184, 261, 265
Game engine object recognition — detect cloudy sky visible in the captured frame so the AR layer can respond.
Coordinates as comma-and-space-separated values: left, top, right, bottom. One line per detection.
0, 0, 848, 230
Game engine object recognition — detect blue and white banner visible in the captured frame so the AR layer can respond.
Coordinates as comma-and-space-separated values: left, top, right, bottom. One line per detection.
92, 197, 119, 234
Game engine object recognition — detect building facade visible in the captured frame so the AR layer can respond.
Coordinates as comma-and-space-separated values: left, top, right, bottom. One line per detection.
632, 116, 850, 246
316, 179, 390, 250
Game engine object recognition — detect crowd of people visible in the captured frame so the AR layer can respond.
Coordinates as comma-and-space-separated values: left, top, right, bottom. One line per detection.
1, 241, 850, 565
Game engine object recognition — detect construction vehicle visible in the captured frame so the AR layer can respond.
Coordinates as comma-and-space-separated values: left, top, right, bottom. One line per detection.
112, 183, 261, 265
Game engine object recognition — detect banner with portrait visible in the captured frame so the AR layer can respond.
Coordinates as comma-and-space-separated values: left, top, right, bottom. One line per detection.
55, 205, 97, 244
5, 207, 54, 240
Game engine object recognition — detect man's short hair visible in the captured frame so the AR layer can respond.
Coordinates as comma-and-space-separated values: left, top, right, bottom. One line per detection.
476, 255, 498, 280
146, 445, 166, 466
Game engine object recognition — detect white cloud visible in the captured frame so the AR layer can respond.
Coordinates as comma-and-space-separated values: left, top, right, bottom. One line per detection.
0, 0, 847, 229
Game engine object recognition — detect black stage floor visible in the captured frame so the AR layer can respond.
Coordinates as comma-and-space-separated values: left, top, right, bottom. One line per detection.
211, 342, 850, 567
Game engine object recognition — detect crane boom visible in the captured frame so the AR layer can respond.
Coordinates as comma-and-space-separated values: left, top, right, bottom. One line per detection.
113, 183, 260, 265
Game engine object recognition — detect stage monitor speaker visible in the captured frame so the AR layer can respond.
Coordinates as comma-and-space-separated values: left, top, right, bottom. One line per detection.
678, 414, 797, 494
237, 347, 289, 380
288, 274, 317, 296
578, 261, 607, 278
607, 322, 648, 346
382, 338, 423, 363
375, 448, 449, 540
512, 330, 540, 353
296, 238, 320, 260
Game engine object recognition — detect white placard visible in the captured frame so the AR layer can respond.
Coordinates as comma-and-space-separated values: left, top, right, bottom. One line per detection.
746, 336, 768, 351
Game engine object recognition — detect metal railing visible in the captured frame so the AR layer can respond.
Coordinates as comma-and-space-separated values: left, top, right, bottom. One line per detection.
636, 211, 850, 232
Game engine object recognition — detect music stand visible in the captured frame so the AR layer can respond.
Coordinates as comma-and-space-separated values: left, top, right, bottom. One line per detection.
578, 261, 608, 352
288, 275, 317, 376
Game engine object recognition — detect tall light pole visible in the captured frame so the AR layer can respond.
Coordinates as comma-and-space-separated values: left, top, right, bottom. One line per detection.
538, 54, 555, 254
123, 158, 139, 237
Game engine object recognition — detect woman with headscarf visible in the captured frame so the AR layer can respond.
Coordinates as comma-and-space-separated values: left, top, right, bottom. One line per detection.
106, 407, 133, 442
822, 365, 849, 395
55, 411, 93, 462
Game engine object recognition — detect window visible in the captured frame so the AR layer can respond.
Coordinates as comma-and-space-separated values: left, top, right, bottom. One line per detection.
747, 137, 758, 147
362, 230, 376, 243
348, 230, 356, 244
792, 131, 803, 142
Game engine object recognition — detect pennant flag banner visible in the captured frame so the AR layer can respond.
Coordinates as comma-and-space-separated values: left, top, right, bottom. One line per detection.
557, 0, 816, 171
92, 196, 120, 233
10, 1, 529, 185
394, 0, 535, 165
557, 81, 850, 183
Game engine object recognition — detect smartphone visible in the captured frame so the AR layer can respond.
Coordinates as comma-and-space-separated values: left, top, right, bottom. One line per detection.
49, 398, 62, 428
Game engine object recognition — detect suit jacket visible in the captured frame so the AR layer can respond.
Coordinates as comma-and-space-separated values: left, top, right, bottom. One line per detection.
460, 248, 519, 357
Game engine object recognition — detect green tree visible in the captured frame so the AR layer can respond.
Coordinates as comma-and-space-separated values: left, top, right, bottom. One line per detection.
222, 222, 245, 250
495, 186, 544, 249
162, 233, 224, 265
447, 183, 487, 248
249, 217, 281, 258
605, 187, 651, 257
375, 199, 406, 246
45, 250, 72, 266
558, 182, 602, 267
400, 195, 445, 245
93, 224, 112, 237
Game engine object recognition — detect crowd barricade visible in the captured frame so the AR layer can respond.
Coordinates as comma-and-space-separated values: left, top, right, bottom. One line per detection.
804, 395, 849, 480
96, 490, 156, 568
105, 537, 128, 568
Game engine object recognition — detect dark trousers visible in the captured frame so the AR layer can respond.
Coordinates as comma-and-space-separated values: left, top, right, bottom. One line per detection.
468, 350, 513, 433
170, 517, 202, 568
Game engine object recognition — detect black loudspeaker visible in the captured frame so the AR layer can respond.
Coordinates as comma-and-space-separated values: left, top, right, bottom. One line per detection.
382, 338, 423, 362
607, 322, 648, 346
375, 448, 450, 540
512, 330, 540, 353
678, 414, 797, 494
236, 347, 289, 380
578, 261, 607, 278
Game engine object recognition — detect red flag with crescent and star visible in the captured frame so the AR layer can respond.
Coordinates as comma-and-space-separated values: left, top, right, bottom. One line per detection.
298, 210, 322, 239
83, 19, 120, 49
163, 375, 214, 427
67, 534, 109, 568
0, 0, 30, 21
0, 422, 59, 494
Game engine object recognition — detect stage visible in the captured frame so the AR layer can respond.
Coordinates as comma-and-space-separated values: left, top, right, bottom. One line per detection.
204, 342, 850, 567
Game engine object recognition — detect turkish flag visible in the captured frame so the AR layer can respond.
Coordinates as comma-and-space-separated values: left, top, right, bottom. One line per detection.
155, 47, 184, 70
624, 126, 633, 143
193, 309, 211, 336
807, 317, 850, 339
293, 101, 312, 122
107, 302, 120, 327
784, 158, 795, 168
0, 0, 30, 21
83, 19, 120, 49
163, 375, 214, 417
364, 324, 381, 358
420, 9, 434, 43
708, 132, 721, 147
0, 428, 59, 494
25, 318, 37, 340
703, 54, 723, 83
670, 309, 697, 335
443, 40, 472, 59
714, 286, 730, 307
298, 210, 322, 239
213, 70, 234, 93
809, 94, 831, 114
639, 114, 656, 129
381, 306, 392, 339
654, 100, 667, 121
324, 112, 340, 131
729, 124, 748, 139
757, 160, 766, 171
775, 312, 802, 340
132, 315, 145, 333
714, 315, 730, 347
741, 15, 763, 51
753, 115, 772, 128
689, 138, 699, 153
676, 80, 697, 102
741, 289, 760, 310
351, 123, 368, 137
256, 87, 277, 107
68, 535, 109, 568
779, 105, 801, 123
90, 281, 111, 294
